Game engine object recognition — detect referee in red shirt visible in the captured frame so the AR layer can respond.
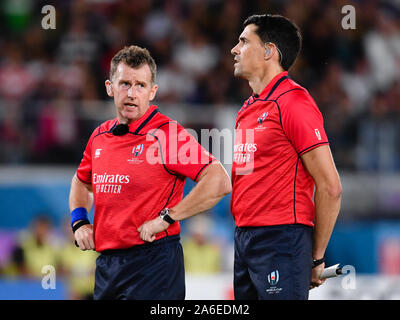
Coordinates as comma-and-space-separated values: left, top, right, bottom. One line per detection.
230, 14, 342, 299
68, 45, 231, 300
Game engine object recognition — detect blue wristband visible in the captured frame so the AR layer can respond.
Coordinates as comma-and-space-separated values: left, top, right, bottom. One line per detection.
70, 207, 89, 227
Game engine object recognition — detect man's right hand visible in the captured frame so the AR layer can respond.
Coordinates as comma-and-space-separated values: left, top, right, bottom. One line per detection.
74, 223, 95, 250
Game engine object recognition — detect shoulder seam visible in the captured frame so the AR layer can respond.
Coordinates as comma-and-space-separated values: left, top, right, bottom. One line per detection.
274, 88, 306, 102
90, 121, 118, 148
151, 120, 178, 135
272, 100, 283, 129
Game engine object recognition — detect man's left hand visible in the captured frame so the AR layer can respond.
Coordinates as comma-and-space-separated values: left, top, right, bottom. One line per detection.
138, 217, 169, 242
309, 262, 326, 290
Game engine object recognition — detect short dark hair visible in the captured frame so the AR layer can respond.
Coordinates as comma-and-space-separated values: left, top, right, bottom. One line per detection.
243, 14, 302, 71
109, 45, 157, 83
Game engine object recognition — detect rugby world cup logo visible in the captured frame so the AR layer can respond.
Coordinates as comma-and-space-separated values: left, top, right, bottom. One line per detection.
132, 144, 144, 157
257, 112, 268, 124
267, 270, 279, 286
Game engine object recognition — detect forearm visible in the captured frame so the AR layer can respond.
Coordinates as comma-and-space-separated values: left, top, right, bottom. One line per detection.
69, 174, 95, 250
312, 186, 341, 259
170, 164, 231, 221
138, 163, 231, 242
69, 174, 93, 213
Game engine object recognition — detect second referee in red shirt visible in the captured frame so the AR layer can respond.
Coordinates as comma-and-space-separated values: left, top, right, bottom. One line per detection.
230, 14, 342, 300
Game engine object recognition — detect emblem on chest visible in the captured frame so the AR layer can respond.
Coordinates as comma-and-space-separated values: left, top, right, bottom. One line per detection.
255, 112, 268, 131
128, 144, 145, 164
257, 112, 268, 124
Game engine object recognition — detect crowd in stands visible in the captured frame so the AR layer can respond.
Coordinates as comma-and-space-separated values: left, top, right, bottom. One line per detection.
0, 215, 98, 299
0, 0, 399, 170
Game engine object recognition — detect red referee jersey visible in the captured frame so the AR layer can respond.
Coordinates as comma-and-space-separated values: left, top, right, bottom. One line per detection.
76, 105, 215, 251
231, 71, 329, 227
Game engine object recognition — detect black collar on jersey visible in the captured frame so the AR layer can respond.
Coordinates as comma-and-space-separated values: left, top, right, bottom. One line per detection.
111, 108, 160, 136
244, 74, 290, 110
265, 75, 289, 100
133, 108, 159, 134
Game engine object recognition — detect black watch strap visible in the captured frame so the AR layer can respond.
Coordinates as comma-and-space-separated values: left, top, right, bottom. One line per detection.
72, 219, 90, 233
312, 257, 325, 268
159, 208, 176, 224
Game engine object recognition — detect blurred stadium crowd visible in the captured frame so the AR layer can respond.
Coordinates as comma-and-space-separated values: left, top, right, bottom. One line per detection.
0, 0, 399, 170
0, 0, 399, 299
0, 215, 98, 299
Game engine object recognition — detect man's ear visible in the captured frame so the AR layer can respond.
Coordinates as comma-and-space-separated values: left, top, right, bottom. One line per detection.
264, 43, 273, 60
149, 84, 158, 101
105, 80, 113, 97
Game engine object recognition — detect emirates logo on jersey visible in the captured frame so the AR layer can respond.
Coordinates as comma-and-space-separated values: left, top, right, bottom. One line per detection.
233, 143, 258, 165
93, 173, 130, 194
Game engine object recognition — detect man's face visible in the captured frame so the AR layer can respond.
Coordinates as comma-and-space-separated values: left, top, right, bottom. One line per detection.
231, 24, 265, 79
106, 63, 158, 124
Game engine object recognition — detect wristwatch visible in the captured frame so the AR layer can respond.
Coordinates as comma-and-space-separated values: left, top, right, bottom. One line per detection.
312, 257, 325, 268
158, 208, 176, 224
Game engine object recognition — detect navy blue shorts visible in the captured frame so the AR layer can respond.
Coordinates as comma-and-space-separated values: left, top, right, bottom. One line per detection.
94, 235, 185, 300
234, 224, 313, 300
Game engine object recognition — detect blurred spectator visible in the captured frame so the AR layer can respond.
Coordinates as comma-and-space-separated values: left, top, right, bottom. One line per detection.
57, 14, 100, 65
364, 9, 400, 91
341, 58, 373, 116
173, 25, 219, 79
143, 8, 174, 45
11, 215, 60, 278
0, 42, 38, 101
0, 102, 27, 163
356, 92, 400, 172
156, 61, 196, 103
182, 214, 221, 274
0, 245, 26, 277
0, 230, 18, 275
386, 80, 400, 115
58, 218, 98, 300
33, 93, 79, 163
379, 237, 400, 275
51, 61, 87, 99
311, 62, 356, 169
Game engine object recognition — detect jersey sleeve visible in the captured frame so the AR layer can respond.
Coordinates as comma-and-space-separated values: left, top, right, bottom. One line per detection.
279, 89, 329, 155
155, 122, 216, 181
76, 128, 99, 184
